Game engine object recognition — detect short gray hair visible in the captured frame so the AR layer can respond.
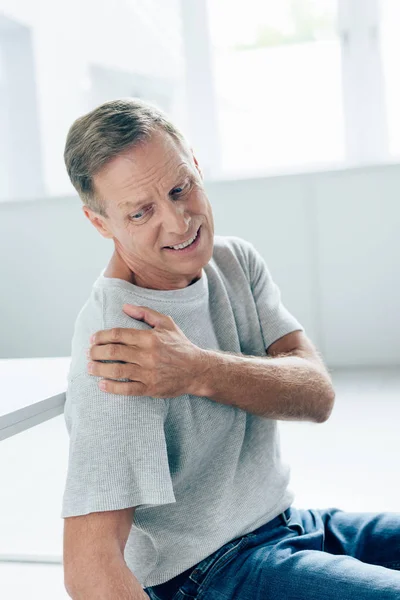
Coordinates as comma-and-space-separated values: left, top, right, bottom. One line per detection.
64, 98, 187, 217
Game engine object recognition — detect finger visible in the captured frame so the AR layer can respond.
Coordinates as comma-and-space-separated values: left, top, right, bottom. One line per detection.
90, 327, 147, 347
88, 360, 141, 382
122, 304, 173, 329
98, 379, 147, 396
89, 343, 137, 363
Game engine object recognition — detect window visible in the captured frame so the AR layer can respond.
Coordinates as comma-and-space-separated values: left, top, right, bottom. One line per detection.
180, 0, 399, 179
2, 0, 400, 199
207, 0, 344, 177
380, 0, 400, 158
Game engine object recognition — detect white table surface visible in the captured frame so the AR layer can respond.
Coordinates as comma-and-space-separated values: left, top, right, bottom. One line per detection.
0, 357, 71, 441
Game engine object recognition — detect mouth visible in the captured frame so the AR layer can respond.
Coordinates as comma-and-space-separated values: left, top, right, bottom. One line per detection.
163, 225, 202, 254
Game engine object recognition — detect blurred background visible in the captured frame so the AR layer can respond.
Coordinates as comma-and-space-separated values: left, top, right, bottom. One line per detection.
0, 0, 399, 598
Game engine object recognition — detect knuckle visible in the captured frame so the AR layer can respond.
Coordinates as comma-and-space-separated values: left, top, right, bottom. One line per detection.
114, 364, 125, 379
108, 344, 117, 358
110, 328, 120, 342
113, 365, 121, 378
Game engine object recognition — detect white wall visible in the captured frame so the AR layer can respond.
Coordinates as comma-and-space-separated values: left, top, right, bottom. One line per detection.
1, 163, 399, 368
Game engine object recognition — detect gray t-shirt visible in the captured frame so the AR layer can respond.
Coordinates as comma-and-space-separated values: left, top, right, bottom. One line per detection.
61, 234, 304, 588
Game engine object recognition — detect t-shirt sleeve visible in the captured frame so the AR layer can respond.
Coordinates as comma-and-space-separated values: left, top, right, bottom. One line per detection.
61, 370, 176, 518
245, 240, 304, 352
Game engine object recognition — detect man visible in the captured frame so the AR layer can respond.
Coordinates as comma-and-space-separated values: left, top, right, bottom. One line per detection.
61, 98, 400, 600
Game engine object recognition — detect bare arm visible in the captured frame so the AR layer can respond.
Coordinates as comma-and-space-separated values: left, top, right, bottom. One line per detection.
66, 558, 149, 600
64, 507, 149, 600
192, 330, 335, 423
66, 557, 149, 600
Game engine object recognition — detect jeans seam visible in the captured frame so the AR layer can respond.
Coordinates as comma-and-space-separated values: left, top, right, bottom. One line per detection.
195, 537, 250, 600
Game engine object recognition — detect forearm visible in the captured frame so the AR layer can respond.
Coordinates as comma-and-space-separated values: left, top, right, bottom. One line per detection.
192, 350, 335, 423
66, 557, 149, 600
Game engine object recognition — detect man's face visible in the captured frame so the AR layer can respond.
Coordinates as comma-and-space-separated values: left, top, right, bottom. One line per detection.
85, 130, 215, 290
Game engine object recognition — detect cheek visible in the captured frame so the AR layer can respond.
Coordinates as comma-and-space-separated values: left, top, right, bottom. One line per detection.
122, 220, 131, 232
134, 230, 161, 254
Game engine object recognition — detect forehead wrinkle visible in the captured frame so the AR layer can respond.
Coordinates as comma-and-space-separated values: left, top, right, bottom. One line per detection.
114, 163, 193, 213
120, 159, 192, 208
134, 152, 189, 187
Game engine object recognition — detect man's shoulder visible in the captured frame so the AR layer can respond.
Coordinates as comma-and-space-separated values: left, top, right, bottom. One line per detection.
68, 281, 147, 383
67, 287, 103, 383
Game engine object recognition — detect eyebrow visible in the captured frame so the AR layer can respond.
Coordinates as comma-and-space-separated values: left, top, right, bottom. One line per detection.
118, 199, 146, 211
118, 171, 192, 211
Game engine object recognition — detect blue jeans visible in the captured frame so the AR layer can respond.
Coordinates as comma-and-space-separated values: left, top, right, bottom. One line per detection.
145, 505, 400, 599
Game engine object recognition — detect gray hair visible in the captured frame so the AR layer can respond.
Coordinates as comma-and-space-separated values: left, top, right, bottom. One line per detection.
64, 98, 187, 217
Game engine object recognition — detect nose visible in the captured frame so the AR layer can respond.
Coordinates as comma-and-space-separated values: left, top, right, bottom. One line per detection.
162, 201, 191, 235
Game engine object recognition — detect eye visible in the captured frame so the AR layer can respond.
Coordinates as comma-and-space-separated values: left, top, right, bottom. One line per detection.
171, 187, 184, 195
170, 179, 191, 197
130, 206, 151, 220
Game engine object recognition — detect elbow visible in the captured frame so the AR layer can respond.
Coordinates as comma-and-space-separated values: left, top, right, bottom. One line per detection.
315, 386, 336, 423
64, 565, 87, 599
64, 569, 81, 600
64, 579, 76, 599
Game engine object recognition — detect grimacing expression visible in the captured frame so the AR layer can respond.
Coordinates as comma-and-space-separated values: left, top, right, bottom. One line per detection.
84, 130, 215, 290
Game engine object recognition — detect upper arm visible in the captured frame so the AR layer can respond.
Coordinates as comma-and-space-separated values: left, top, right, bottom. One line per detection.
61, 371, 176, 518
244, 240, 305, 352
63, 506, 135, 585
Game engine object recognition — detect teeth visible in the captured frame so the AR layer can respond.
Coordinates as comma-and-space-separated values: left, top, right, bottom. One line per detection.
168, 229, 198, 250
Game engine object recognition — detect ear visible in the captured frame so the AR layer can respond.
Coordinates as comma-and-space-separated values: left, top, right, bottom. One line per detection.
191, 150, 203, 179
82, 205, 113, 239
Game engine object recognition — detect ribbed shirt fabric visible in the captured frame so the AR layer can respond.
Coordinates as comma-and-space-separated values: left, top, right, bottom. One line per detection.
61, 234, 304, 588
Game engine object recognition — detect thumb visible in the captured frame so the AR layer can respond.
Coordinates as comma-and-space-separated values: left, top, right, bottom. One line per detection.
122, 304, 167, 328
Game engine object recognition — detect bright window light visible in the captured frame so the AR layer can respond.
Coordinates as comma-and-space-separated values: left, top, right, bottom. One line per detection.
380, 0, 400, 159
207, 0, 345, 177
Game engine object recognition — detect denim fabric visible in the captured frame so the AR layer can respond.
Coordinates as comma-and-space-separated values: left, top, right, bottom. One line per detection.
145, 506, 400, 600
